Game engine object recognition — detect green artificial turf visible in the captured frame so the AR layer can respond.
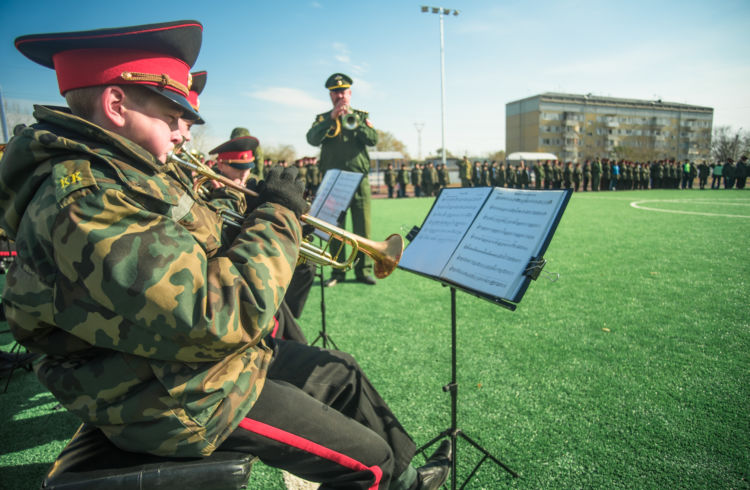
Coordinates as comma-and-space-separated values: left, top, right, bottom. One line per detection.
1, 188, 749, 489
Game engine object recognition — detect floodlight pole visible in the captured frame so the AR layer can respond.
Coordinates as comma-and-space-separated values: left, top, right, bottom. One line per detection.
422, 6, 459, 167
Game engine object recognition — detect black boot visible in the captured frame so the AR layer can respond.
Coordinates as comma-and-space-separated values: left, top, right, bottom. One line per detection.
417, 439, 452, 490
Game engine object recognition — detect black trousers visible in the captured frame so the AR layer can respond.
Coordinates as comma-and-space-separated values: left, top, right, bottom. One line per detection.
220, 340, 416, 489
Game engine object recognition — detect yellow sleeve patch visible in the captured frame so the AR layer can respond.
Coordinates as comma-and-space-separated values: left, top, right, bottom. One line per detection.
53, 159, 99, 206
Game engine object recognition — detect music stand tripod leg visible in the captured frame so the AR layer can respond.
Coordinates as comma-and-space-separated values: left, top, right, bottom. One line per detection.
417, 287, 518, 489
311, 265, 339, 350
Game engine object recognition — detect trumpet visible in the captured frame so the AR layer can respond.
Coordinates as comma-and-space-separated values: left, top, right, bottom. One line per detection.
325, 109, 360, 138
167, 150, 403, 278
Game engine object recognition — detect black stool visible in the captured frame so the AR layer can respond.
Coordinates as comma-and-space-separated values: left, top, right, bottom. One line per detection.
42, 424, 256, 489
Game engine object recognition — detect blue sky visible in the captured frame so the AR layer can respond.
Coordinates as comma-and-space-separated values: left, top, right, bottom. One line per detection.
1, 0, 748, 159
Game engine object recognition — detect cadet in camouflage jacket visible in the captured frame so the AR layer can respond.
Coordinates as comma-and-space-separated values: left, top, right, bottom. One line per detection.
0, 105, 301, 457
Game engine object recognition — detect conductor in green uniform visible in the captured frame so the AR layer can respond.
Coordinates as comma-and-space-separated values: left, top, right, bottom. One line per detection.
306, 73, 378, 286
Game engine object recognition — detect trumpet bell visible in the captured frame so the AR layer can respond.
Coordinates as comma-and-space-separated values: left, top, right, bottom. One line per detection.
371, 234, 404, 278
342, 112, 359, 131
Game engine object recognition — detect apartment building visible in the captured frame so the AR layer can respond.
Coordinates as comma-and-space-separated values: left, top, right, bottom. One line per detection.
506, 93, 713, 162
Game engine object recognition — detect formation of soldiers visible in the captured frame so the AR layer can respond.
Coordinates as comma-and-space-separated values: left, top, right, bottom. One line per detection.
382, 161, 451, 198
381, 155, 749, 195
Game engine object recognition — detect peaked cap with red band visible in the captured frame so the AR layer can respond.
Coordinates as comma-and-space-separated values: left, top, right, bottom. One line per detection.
187, 70, 207, 125
188, 70, 207, 111
209, 136, 258, 170
14, 20, 203, 120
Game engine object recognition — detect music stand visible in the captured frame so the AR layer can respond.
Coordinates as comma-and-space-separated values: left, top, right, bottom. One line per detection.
310, 262, 338, 350
415, 286, 518, 487
306, 170, 363, 349
400, 186, 571, 488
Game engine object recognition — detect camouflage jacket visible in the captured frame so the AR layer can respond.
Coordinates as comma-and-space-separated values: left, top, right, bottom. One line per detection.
0, 106, 301, 457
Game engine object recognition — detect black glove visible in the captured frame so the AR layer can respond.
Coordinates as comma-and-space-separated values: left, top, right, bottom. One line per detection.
256, 166, 309, 219
244, 178, 262, 213
301, 223, 316, 239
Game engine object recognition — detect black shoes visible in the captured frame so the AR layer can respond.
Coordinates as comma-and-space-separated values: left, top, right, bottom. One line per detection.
323, 278, 338, 288
417, 439, 452, 490
356, 275, 376, 285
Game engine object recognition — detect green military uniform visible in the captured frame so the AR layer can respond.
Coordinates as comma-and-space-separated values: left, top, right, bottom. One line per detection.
551, 162, 561, 189
533, 164, 544, 189
422, 163, 435, 196
563, 163, 572, 189
305, 74, 378, 281
622, 163, 631, 190
543, 161, 552, 189
306, 160, 321, 195
505, 164, 516, 188
653, 161, 663, 188
384, 165, 396, 198
411, 163, 422, 197
518, 165, 530, 189
458, 157, 472, 187
723, 160, 736, 188
736, 156, 748, 189
437, 163, 450, 190
601, 162, 611, 190
592, 159, 602, 191
495, 164, 506, 187
573, 164, 582, 192
481, 164, 492, 187
583, 161, 591, 191
396, 164, 410, 197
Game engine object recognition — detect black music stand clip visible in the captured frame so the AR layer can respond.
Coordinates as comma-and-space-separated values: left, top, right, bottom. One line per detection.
523, 256, 547, 281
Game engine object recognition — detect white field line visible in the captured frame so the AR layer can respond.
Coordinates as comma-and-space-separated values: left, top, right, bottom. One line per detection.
630, 199, 750, 218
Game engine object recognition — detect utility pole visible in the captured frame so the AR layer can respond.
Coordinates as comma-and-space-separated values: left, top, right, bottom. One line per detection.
414, 122, 425, 160
0, 86, 10, 142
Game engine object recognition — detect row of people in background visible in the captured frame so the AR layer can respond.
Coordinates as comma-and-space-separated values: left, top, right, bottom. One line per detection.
197, 150, 324, 199
383, 161, 452, 198
454, 156, 748, 192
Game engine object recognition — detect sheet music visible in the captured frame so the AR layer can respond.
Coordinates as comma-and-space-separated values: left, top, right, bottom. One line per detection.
308, 170, 340, 217
399, 187, 491, 276
442, 188, 567, 300
307, 170, 363, 240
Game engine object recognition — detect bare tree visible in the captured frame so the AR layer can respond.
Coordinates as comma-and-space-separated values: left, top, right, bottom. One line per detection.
3, 100, 35, 138
613, 136, 663, 162
429, 147, 455, 160
375, 129, 410, 158
712, 126, 750, 162
487, 150, 506, 161
188, 124, 211, 156
264, 143, 296, 163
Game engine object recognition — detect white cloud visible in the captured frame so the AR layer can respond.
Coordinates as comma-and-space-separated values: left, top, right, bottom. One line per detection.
332, 42, 350, 64
246, 87, 326, 111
